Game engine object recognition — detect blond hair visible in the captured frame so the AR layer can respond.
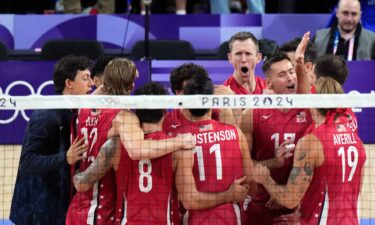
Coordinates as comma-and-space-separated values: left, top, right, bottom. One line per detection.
102, 58, 137, 95
315, 76, 344, 116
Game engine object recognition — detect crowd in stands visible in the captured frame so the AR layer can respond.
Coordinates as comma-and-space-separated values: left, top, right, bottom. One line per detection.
0, 0, 339, 14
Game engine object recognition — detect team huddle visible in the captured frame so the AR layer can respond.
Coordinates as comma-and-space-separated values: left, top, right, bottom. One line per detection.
8, 0, 371, 223
60, 31, 365, 225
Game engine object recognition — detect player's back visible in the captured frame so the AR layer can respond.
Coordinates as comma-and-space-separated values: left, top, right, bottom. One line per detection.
163, 109, 190, 134
175, 119, 243, 225
311, 86, 358, 133
114, 143, 131, 225
124, 131, 174, 225
67, 108, 120, 225
300, 109, 358, 225
308, 116, 366, 225
337, 108, 358, 133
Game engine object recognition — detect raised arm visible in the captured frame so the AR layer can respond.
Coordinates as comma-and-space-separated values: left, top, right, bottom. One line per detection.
296, 31, 311, 94
113, 110, 195, 160
73, 136, 120, 192
175, 150, 248, 210
255, 134, 323, 209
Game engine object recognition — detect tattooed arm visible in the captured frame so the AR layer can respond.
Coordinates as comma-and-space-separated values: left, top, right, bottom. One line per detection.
73, 136, 121, 192
257, 134, 324, 209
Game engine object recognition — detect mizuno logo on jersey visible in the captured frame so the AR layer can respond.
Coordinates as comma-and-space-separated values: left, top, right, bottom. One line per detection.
171, 124, 181, 129
261, 114, 272, 120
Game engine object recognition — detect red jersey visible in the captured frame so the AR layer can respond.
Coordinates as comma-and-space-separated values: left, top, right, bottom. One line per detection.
223, 75, 266, 94
339, 108, 358, 133
66, 109, 120, 225
310, 84, 358, 133
173, 120, 244, 225
301, 113, 366, 225
163, 109, 223, 135
162, 109, 191, 134
119, 131, 175, 225
244, 108, 312, 225
114, 144, 131, 225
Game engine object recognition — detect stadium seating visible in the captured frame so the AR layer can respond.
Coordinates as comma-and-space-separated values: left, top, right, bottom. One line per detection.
131, 40, 195, 60
41, 40, 104, 60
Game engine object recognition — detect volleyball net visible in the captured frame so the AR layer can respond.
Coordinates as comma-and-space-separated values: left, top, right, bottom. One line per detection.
1, 93, 375, 224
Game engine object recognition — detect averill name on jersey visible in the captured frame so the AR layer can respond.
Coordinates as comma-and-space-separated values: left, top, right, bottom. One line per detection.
333, 133, 358, 146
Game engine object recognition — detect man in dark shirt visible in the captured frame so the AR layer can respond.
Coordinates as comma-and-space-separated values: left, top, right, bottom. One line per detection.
314, 0, 375, 60
10, 55, 92, 225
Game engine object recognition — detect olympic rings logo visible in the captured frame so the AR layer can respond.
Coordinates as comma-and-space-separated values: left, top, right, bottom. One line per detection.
99, 96, 120, 107
0, 80, 54, 124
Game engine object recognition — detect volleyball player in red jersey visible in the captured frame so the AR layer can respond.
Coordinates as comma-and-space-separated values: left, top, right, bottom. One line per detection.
68, 58, 196, 225
223, 31, 266, 95
74, 81, 248, 225
130, 82, 248, 225
67, 108, 120, 225
222, 31, 267, 124
291, 32, 360, 224
254, 76, 366, 225
312, 55, 358, 133
296, 32, 358, 134
240, 52, 313, 225
173, 74, 259, 225
163, 63, 235, 134
123, 82, 178, 225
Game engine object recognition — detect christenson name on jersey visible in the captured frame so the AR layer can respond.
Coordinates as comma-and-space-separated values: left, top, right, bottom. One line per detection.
193, 129, 237, 144
333, 132, 358, 145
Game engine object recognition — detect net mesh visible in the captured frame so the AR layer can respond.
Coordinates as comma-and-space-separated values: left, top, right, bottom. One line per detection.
1, 94, 375, 224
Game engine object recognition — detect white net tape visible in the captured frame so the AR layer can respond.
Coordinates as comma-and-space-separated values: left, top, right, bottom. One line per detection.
1, 93, 375, 110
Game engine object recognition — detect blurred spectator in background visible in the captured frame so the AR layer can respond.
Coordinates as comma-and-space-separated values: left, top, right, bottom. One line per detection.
209, 0, 265, 14
313, 0, 375, 60
63, 0, 115, 13
141, 0, 186, 14
265, 0, 337, 13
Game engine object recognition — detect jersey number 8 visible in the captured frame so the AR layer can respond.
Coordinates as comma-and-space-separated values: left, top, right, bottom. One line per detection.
138, 160, 152, 193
